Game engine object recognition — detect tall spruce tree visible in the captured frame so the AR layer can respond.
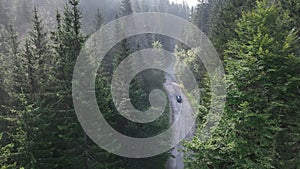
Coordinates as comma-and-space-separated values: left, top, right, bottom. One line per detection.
191, 0, 257, 58
16, 7, 54, 168
93, 8, 105, 32
0, 25, 21, 169
50, 1, 88, 168
119, 0, 133, 17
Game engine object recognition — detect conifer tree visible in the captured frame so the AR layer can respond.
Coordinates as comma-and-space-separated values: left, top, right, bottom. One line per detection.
94, 8, 105, 32
119, 0, 133, 17
15, 7, 54, 168
192, 0, 257, 57
0, 24, 26, 168
50, 1, 88, 168
185, 1, 300, 168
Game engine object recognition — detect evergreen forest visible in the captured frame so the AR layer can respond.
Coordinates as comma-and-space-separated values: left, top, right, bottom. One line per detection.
0, 0, 299, 168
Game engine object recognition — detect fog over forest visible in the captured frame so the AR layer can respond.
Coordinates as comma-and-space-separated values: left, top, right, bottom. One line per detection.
0, 0, 190, 35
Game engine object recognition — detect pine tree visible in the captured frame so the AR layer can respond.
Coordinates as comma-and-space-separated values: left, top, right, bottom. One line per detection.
0, 51, 17, 169
50, 1, 88, 168
119, 0, 133, 17
14, 7, 55, 168
0, 25, 19, 96
192, 0, 257, 58
225, 2, 300, 167
94, 8, 105, 32
191, 0, 212, 35
185, 1, 300, 168
0, 24, 26, 168
51, 3, 129, 167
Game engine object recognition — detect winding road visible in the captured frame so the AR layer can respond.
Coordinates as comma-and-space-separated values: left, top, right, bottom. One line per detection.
164, 61, 196, 169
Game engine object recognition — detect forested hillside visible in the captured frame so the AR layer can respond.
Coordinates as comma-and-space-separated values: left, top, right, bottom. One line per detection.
0, 0, 299, 169
0, 0, 189, 35
184, 0, 300, 168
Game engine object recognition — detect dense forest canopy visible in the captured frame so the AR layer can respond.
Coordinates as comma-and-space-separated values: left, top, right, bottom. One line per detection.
0, 0, 299, 169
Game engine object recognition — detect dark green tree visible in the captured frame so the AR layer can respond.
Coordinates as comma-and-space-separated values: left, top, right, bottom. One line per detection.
0, 25, 21, 169
14, 7, 54, 168
119, 0, 133, 17
192, 0, 257, 58
94, 8, 105, 32
185, 1, 300, 168
50, 1, 88, 168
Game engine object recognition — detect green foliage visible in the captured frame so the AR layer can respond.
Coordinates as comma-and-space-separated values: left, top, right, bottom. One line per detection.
2, 0, 299, 168
280, 0, 300, 32
0, 25, 25, 168
192, 0, 257, 57
185, 1, 300, 168
108, 38, 169, 169
94, 8, 105, 32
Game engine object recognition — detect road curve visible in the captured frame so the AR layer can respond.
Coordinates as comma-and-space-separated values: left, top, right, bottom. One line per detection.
164, 63, 196, 169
